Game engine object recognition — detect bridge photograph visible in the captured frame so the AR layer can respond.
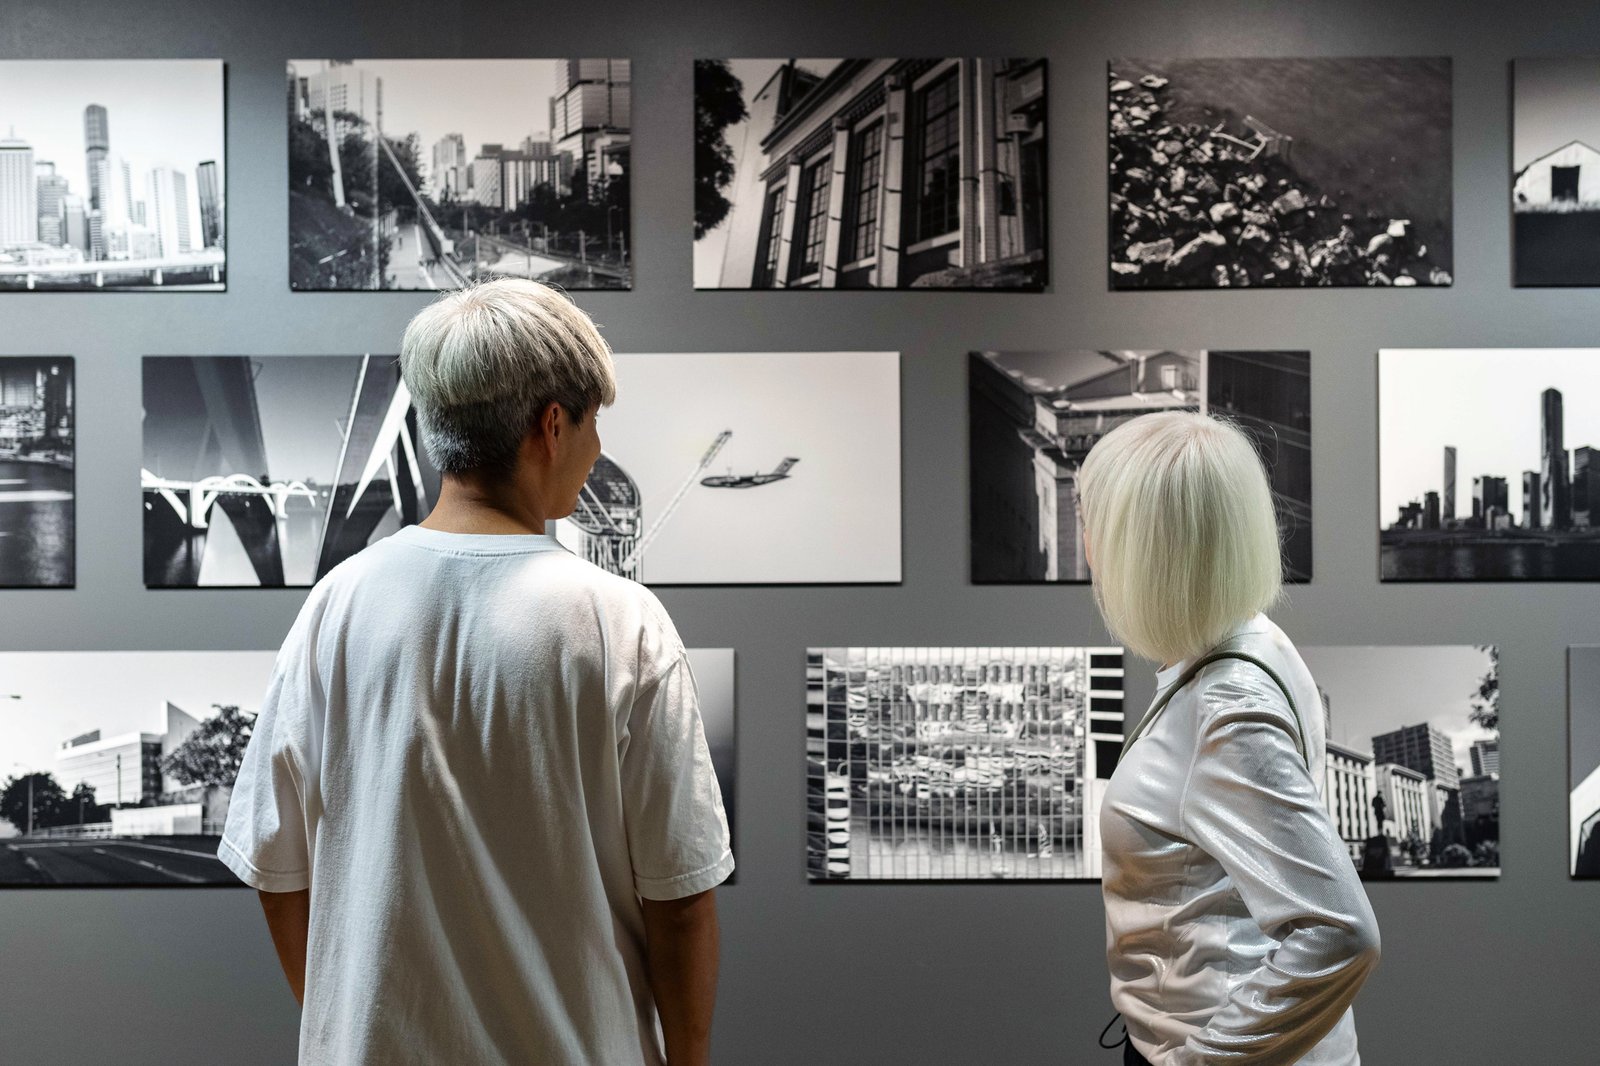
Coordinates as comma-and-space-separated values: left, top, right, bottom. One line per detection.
0, 60, 225, 291
142, 354, 437, 588
0, 650, 277, 887
0, 357, 73, 587
288, 58, 630, 291
551, 351, 900, 584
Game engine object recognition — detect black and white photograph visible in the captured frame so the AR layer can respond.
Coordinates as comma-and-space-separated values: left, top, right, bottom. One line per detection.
142, 355, 437, 588
1569, 646, 1600, 877
1299, 645, 1500, 880
0, 651, 277, 887
687, 648, 737, 881
1380, 348, 1600, 581
288, 59, 630, 291
551, 351, 901, 584
1108, 57, 1452, 289
970, 349, 1311, 583
0, 60, 225, 291
0, 357, 73, 587
805, 646, 1125, 881
1512, 58, 1600, 286
694, 59, 1047, 290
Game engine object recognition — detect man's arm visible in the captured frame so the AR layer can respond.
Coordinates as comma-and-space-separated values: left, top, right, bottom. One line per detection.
641, 888, 720, 1066
258, 888, 311, 1006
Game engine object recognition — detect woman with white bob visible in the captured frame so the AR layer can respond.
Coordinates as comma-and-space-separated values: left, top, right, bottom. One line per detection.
1083, 411, 1381, 1066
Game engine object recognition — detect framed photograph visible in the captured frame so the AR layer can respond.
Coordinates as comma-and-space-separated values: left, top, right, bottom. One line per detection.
970, 350, 1310, 583
1109, 57, 1451, 289
288, 59, 630, 291
1512, 58, 1600, 286
1570, 646, 1600, 877
806, 646, 1125, 881
552, 351, 901, 584
142, 355, 436, 588
689, 648, 737, 882
0, 357, 73, 587
0, 651, 277, 887
695, 59, 1047, 290
0, 60, 225, 291
1300, 645, 1499, 880
1380, 348, 1600, 581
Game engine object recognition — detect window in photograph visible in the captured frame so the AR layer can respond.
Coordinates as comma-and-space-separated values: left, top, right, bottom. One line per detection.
789, 156, 831, 282
756, 184, 786, 287
843, 120, 883, 264
911, 68, 961, 244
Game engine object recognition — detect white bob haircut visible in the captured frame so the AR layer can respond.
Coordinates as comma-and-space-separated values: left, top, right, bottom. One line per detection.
398, 278, 617, 476
1076, 411, 1285, 665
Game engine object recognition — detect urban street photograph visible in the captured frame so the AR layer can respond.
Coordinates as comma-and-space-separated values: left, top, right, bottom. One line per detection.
288, 59, 630, 291
551, 351, 901, 584
0, 60, 225, 290
694, 58, 1047, 290
0, 651, 277, 887
0, 357, 73, 587
1109, 57, 1452, 288
806, 646, 1125, 881
1299, 644, 1500, 880
1512, 57, 1600, 285
142, 355, 436, 588
1380, 348, 1600, 581
969, 349, 1311, 583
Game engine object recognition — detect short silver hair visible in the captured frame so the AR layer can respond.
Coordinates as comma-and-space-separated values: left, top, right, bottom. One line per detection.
1077, 411, 1285, 664
399, 279, 617, 475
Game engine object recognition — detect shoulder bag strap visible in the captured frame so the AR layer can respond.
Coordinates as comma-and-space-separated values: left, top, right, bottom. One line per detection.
1120, 650, 1308, 770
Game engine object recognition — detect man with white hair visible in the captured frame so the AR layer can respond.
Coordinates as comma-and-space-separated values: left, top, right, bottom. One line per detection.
220, 279, 733, 1066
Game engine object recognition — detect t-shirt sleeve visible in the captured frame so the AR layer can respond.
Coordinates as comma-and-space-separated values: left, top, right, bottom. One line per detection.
619, 652, 735, 900
217, 606, 320, 893
1169, 667, 1382, 1066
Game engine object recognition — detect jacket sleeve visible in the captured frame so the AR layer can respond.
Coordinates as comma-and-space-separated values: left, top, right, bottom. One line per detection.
1169, 669, 1381, 1066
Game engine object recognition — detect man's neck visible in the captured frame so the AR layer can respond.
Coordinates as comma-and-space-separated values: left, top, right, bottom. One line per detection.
420, 475, 549, 536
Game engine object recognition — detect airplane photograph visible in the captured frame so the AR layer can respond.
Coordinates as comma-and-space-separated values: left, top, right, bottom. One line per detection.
551, 351, 899, 584
701, 457, 799, 489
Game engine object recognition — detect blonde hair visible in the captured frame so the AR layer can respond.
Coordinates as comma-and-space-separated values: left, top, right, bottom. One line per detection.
1076, 411, 1284, 664
399, 278, 616, 475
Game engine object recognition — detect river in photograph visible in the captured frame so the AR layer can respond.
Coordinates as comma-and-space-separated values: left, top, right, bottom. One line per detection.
1383, 541, 1600, 580
0, 459, 74, 586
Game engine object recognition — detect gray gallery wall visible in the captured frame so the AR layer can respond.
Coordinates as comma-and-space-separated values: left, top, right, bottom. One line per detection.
2, 0, 1599, 1062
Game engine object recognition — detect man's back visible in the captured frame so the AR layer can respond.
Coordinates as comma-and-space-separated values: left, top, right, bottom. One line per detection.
221, 526, 734, 1065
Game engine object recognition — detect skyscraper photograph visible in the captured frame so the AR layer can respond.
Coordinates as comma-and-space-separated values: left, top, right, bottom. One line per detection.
287, 59, 630, 290
1380, 348, 1600, 580
0, 60, 225, 290
0, 356, 73, 586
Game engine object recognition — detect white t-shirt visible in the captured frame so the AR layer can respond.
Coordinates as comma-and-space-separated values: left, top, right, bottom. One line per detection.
219, 525, 734, 1066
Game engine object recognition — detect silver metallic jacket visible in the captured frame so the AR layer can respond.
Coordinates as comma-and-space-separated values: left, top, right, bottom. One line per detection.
1100, 614, 1381, 1065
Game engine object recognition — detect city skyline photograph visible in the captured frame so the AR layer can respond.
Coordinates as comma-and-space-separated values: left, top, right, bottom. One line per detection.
1109, 57, 1452, 288
1299, 644, 1500, 879
970, 349, 1311, 584
550, 351, 901, 585
806, 646, 1124, 881
0, 356, 73, 587
288, 58, 630, 291
1569, 646, 1600, 877
0, 59, 225, 290
142, 355, 436, 588
1512, 58, 1600, 285
694, 58, 1048, 290
1380, 348, 1600, 580
0, 650, 276, 886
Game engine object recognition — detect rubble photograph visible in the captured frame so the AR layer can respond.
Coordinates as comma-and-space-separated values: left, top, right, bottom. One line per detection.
1108, 57, 1452, 289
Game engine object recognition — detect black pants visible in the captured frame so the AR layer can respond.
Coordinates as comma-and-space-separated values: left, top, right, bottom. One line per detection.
1123, 1041, 1153, 1066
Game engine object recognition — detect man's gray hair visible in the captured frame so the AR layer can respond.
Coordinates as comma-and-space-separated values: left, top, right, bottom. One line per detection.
399, 278, 617, 476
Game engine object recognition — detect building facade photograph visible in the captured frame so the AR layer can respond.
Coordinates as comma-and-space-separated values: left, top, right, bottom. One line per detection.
695, 58, 1047, 290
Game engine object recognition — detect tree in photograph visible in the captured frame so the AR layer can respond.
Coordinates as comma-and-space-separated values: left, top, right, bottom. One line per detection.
0, 772, 67, 834
161, 705, 256, 789
67, 782, 109, 826
694, 60, 747, 240
1469, 645, 1499, 731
